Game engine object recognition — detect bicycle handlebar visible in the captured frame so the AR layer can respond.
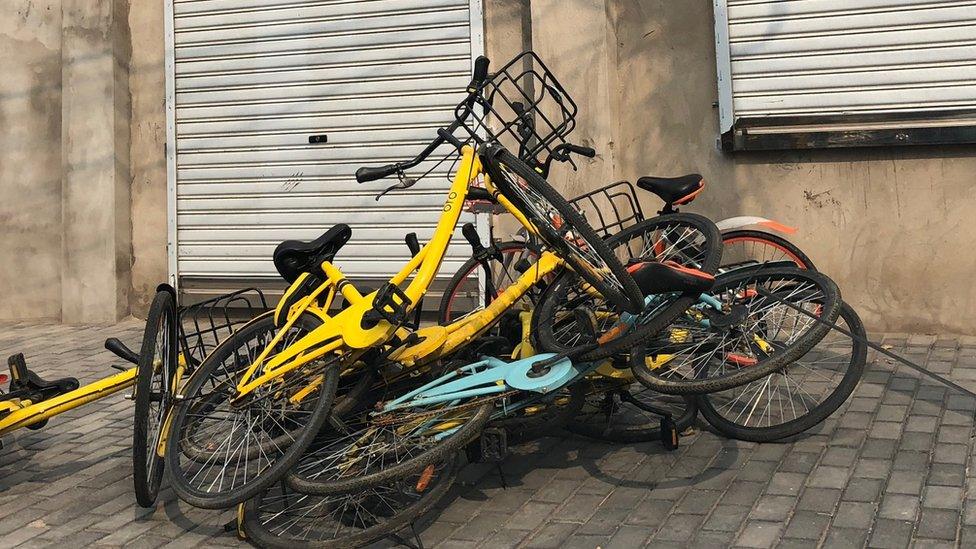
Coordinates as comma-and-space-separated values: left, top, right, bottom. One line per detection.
469, 56, 490, 90
355, 164, 399, 183
561, 143, 596, 159
355, 57, 490, 184
355, 119, 465, 184
105, 338, 139, 365
353, 55, 588, 187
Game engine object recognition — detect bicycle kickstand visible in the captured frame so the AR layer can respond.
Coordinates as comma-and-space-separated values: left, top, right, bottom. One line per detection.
387, 523, 425, 549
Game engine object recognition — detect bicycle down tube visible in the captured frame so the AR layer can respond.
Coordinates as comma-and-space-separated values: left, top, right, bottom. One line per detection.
234, 147, 484, 397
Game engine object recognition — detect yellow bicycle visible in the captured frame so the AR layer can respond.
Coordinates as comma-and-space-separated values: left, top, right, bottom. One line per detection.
0, 286, 267, 509
164, 52, 647, 509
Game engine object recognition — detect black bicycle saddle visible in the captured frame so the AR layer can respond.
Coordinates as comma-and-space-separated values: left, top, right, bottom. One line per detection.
628, 260, 715, 296
273, 224, 352, 283
636, 174, 704, 206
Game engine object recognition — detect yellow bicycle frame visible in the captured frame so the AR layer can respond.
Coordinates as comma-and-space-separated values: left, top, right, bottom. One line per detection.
232, 145, 543, 398
0, 369, 136, 437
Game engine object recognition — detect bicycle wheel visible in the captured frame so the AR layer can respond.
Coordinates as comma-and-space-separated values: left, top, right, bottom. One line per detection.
438, 240, 543, 325
697, 301, 865, 442
165, 311, 342, 509
330, 359, 378, 419
482, 145, 645, 314
242, 453, 460, 549
566, 366, 697, 443
533, 213, 722, 361
631, 266, 842, 395
286, 390, 492, 496
490, 382, 585, 443
722, 230, 816, 270
133, 289, 178, 508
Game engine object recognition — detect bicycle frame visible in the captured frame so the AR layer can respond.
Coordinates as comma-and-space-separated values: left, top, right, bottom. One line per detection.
0, 369, 136, 437
231, 145, 546, 398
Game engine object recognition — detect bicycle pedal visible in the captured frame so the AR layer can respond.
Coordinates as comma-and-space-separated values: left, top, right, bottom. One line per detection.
479, 427, 508, 462
660, 416, 679, 451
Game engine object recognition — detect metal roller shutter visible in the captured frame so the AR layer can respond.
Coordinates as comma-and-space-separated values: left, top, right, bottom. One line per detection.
714, 0, 976, 150
164, 0, 485, 291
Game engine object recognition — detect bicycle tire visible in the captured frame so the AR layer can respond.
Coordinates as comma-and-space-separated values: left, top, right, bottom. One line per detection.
437, 241, 542, 325
329, 361, 378, 419
286, 398, 492, 496
722, 230, 816, 270
483, 146, 645, 314
630, 266, 842, 395
533, 213, 723, 361
165, 312, 341, 509
242, 453, 461, 549
133, 289, 178, 508
697, 301, 865, 442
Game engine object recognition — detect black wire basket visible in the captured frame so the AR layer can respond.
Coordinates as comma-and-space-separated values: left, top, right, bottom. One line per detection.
569, 181, 646, 238
177, 288, 269, 369
462, 51, 579, 167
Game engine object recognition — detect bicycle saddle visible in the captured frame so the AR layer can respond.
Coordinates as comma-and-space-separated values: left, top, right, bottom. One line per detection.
628, 260, 715, 296
636, 174, 704, 206
273, 224, 352, 283
7, 354, 80, 394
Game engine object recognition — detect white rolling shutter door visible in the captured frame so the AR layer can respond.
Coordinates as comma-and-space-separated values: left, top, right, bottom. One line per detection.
715, 0, 976, 136
167, 0, 483, 285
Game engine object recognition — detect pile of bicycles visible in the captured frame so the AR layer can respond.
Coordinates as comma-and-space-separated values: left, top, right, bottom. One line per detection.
1, 51, 866, 548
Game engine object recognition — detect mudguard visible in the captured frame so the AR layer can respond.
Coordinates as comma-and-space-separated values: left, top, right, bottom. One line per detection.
716, 216, 797, 234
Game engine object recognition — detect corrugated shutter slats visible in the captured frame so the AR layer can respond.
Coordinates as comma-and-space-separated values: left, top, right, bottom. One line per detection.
170, 0, 479, 280
720, 0, 976, 121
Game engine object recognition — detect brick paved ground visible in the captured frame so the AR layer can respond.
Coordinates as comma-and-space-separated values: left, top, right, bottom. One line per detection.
2, 322, 976, 548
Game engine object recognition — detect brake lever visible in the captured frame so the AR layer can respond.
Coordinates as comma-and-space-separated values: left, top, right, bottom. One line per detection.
374, 169, 417, 201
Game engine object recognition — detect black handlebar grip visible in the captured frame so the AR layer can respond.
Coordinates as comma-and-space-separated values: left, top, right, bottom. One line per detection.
462, 223, 484, 252
105, 338, 139, 365
470, 56, 490, 87
356, 164, 398, 183
566, 144, 596, 158
405, 232, 421, 257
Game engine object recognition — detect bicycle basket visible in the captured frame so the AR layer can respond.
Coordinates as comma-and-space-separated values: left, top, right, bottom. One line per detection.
569, 181, 645, 238
460, 51, 578, 166
178, 288, 269, 369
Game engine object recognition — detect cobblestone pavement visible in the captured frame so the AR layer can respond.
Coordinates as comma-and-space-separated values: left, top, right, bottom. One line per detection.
2, 321, 976, 548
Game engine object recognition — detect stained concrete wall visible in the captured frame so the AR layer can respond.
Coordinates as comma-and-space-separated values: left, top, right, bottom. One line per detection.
529, 0, 976, 335
0, 1, 63, 321
127, 0, 168, 317
1, 0, 134, 323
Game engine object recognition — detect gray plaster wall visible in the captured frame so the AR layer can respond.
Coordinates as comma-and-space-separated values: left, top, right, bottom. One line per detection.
1, 0, 133, 323
0, 1, 63, 321
530, 0, 976, 335
127, 0, 168, 317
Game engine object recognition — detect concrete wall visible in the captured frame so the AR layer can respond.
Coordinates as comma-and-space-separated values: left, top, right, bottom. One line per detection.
0, 1, 63, 321
127, 0, 168, 316
530, 0, 976, 335
1, 0, 137, 323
